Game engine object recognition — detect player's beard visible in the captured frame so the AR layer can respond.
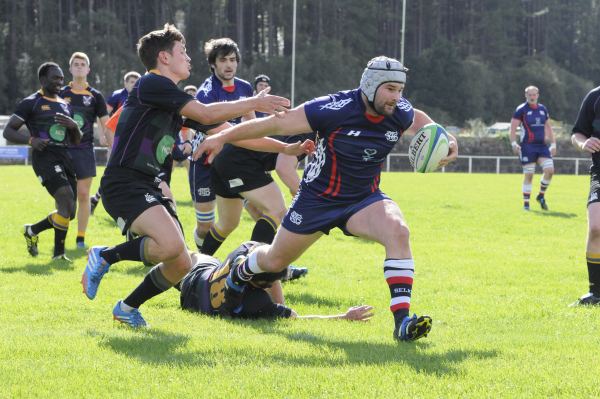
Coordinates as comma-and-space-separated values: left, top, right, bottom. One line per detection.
373, 99, 396, 117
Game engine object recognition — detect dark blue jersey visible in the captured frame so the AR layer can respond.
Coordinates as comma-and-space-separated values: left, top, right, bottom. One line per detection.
301, 88, 413, 202
513, 102, 549, 145
107, 88, 129, 115
60, 83, 108, 148
572, 86, 600, 169
107, 71, 194, 177
13, 91, 75, 148
195, 74, 253, 125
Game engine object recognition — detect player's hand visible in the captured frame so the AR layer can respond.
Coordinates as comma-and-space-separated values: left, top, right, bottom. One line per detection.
511, 142, 521, 155
99, 134, 107, 146
54, 113, 78, 130
180, 141, 193, 155
282, 139, 316, 156
581, 138, 600, 153
30, 137, 49, 151
254, 88, 290, 118
550, 144, 557, 156
343, 305, 374, 321
439, 139, 458, 167
193, 133, 224, 163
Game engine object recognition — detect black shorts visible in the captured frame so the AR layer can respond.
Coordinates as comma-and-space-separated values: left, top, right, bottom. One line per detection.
100, 167, 178, 235
588, 169, 600, 206
32, 147, 77, 197
68, 146, 96, 179
211, 146, 273, 199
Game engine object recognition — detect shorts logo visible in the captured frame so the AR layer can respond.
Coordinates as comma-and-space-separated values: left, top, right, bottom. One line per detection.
362, 148, 378, 161
522, 156, 528, 162
304, 138, 326, 183
197, 187, 211, 197
54, 165, 62, 173
38, 175, 43, 183
289, 211, 303, 225
385, 130, 399, 142
319, 98, 352, 111
117, 217, 126, 232
145, 193, 157, 203
229, 178, 244, 188
590, 192, 598, 202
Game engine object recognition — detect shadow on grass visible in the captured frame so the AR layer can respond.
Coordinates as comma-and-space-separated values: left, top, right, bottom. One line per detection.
530, 210, 577, 218
0, 259, 75, 275
284, 292, 346, 308
95, 321, 497, 375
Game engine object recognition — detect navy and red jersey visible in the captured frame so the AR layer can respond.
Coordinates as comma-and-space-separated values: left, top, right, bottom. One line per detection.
301, 88, 413, 202
572, 86, 600, 169
180, 241, 292, 318
60, 83, 108, 148
195, 74, 253, 125
13, 91, 75, 148
513, 102, 549, 145
106, 88, 129, 115
106, 71, 194, 177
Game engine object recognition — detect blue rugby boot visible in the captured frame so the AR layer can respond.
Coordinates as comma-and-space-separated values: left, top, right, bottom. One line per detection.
112, 301, 148, 328
81, 246, 110, 300
394, 314, 432, 342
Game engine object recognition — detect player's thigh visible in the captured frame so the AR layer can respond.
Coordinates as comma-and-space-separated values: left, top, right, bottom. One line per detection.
130, 205, 186, 253
241, 181, 287, 220
262, 226, 322, 270
345, 199, 408, 245
215, 196, 244, 231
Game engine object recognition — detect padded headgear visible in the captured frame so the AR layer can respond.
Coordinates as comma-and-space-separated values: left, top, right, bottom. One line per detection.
254, 74, 271, 90
359, 56, 408, 104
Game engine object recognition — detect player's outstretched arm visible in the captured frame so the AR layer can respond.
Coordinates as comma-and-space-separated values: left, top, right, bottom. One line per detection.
292, 305, 374, 321
180, 93, 290, 127
193, 105, 313, 163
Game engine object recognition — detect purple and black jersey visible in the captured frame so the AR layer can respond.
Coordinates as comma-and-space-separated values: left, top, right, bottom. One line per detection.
60, 84, 108, 148
572, 86, 600, 169
107, 88, 129, 115
106, 72, 194, 177
13, 91, 75, 147
513, 102, 549, 145
301, 88, 413, 202
195, 74, 253, 125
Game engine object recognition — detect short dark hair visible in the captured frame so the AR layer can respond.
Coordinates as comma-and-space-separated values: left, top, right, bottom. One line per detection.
37, 62, 60, 81
204, 38, 240, 71
137, 23, 185, 70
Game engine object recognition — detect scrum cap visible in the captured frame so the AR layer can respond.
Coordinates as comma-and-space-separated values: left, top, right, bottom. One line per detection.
359, 56, 408, 103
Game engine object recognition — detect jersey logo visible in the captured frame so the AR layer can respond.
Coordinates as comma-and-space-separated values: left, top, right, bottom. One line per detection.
347, 130, 361, 136
319, 98, 352, 111
60, 103, 70, 114
527, 111, 533, 116
540, 110, 546, 116
289, 211, 303, 225
54, 165, 62, 173
199, 80, 213, 96
385, 130, 399, 142
83, 96, 93, 107
397, 99, 412, 112
362, 148, 378, 161
41, 105, 51, 111
304, 138, 326, 183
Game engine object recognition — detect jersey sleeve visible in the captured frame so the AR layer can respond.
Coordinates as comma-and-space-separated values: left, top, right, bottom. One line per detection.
513, 105, 524, 120
572, 90, 600, 137
303, 94, 340, 134
13, 97, 35, 122
240, 287, 293, 319
394, 97, 415, 132
195, 80, 216, 105
93, 90, 109, 118
106, 90, 121, 109
138, 75, 194, 113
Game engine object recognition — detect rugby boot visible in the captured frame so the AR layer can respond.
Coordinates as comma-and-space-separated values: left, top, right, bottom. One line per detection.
23, 225, 39, 257
281, 265, 308, 282
536, 194, 548, 211
394, 314, 432, 342
570, 292, 600, 307
112, 300, 148, 328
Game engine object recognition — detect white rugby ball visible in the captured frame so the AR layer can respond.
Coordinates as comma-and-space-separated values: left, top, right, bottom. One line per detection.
408, 123, 450, 173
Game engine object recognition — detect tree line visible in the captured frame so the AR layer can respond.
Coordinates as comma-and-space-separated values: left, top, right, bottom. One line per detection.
0, 0, 598, 127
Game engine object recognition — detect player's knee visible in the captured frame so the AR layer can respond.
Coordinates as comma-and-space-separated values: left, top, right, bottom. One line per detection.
589, 222, 600, 241
77, 186, 90, 201
159, 236, 187, 261
217, 218, 240, 236
389, 220, 410, 245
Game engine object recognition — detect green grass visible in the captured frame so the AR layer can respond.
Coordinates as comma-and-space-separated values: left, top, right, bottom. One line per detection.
1, 165, 600, 398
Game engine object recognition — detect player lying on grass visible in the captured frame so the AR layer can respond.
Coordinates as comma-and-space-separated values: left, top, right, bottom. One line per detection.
179, 241, 373, 320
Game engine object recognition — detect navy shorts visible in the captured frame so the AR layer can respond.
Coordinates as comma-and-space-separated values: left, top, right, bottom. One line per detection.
282, 188, 390, 235
68, 146, 96, 178
189, 155, 215, 203
32, 147, 77, 197
520, 144, 551, 165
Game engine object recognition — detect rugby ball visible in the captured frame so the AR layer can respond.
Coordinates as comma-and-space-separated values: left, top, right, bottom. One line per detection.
408, 123, 450, 173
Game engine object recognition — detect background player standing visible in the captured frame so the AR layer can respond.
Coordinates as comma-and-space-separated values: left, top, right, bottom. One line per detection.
510, 85, 557, 211
3, 62, 83, 261
196, 56, 458, 341
60, 52, 110, 248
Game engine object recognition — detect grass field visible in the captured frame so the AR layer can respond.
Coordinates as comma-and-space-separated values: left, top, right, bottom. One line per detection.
1, 165, 600, 398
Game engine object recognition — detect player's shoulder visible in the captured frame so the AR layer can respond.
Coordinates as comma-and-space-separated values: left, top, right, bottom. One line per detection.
307, 89, 359, 111
111, 88, 125, 97
395, 97, 413, 113
22, 91, 42, 103
87, 85, 103, 96
234, 77, 253, 91
515, 102, 528, 113
59, 85, 72, 95
196, 75, 216, 97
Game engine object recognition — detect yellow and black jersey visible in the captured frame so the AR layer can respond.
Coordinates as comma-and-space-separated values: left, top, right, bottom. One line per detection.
60, 83, 108, 148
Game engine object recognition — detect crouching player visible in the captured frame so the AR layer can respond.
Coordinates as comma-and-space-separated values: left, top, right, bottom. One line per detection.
180, 241, 373, 320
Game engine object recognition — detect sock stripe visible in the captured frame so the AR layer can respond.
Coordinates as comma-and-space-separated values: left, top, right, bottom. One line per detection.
50, 212, 69, 230
386, 276, 414, 285
209, 226, 226, 242
259, 214, 278, 230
